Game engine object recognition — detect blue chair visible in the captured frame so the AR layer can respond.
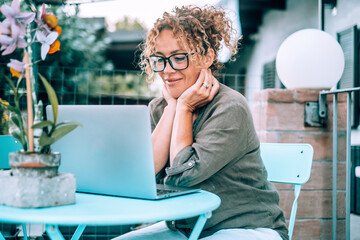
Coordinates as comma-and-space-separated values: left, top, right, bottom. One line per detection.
0, 135, 22, 169
260, 143, 314, 240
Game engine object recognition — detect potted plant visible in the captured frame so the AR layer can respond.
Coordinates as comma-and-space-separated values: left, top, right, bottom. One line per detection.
0, 0, 81, 208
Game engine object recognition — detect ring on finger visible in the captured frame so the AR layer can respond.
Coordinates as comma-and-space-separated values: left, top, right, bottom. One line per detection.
202, 83, 210, 89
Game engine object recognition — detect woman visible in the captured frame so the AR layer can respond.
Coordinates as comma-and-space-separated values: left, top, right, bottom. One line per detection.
116, 5, 288, 240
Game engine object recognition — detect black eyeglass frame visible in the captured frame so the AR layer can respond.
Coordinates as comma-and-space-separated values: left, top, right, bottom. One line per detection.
148, 53, 191, 72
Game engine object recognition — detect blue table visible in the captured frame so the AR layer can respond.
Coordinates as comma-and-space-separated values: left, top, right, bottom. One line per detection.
0, 191, 220, 240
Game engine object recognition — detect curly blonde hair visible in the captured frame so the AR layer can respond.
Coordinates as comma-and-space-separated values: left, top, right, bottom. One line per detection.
139, 5, 240, 81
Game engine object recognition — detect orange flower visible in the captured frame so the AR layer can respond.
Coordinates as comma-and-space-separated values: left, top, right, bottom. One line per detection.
53, 25, 62, 35
0, 98, 9, 109
43, 14, 58, 29
48, 40, 60, 54
0, 98, 9, 106
10, 68, 22, 78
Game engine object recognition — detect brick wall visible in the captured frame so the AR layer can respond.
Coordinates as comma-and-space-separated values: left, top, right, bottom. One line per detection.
252, 89, 347, 240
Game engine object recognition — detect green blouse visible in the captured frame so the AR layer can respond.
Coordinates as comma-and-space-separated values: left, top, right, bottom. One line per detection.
149, 83, 288, 240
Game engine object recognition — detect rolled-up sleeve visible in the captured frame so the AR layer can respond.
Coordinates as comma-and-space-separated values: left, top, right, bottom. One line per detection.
165, 146, 197, 176
164, 100, 250, 187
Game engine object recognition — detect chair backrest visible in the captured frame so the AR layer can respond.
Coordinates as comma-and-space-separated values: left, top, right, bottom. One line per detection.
0, 135, 22, 169
260, 143, 314, 240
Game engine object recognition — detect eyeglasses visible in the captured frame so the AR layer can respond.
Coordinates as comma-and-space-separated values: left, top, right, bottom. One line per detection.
148, 53, 190, 72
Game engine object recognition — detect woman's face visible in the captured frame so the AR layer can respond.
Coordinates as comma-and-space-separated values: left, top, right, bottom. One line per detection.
154, 29, 202, 99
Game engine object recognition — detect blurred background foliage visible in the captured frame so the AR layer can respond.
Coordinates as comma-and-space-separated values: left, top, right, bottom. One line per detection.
115, 16, 146, 31
0, 0, 158, 135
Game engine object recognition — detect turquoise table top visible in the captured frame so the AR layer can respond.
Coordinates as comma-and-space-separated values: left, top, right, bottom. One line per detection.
0, 191, 221, 226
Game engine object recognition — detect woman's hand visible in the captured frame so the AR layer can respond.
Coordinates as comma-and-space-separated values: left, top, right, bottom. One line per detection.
162, 84, 177, 108
169, 69, 219, 162
177, 69, 219, 112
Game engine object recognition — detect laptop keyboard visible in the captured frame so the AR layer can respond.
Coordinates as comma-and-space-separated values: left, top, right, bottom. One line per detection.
156, 188, 181, 195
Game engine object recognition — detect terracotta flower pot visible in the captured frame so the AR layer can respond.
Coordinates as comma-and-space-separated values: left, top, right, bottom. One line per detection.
9, 152, 60, 177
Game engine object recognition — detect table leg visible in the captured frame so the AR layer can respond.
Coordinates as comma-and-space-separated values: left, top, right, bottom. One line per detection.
22, 224, 28, 240
45, 225, 86, 240
45, 225, 65, 240
71, 225, 86, 240
188, 212, 212, 240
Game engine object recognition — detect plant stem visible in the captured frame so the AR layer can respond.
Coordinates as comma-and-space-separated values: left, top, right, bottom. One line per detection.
24, 51, 34, 152
26, 26, 38, 106
27, 21, 43, 152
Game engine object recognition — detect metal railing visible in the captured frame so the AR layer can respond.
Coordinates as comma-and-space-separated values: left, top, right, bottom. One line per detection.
319, 87, 360, 240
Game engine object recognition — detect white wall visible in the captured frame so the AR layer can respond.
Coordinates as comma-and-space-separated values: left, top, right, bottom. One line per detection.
235, 0, 360, 102
243, 0, 318, 102
235, 0, 360, 143
325, 0, 360, 37
325, 0, 360, 145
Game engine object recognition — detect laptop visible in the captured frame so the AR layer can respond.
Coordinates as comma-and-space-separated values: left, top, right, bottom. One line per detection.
46, 105, 199, 200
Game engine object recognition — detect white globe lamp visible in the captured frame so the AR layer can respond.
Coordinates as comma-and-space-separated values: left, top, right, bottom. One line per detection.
276, 29, 345, 89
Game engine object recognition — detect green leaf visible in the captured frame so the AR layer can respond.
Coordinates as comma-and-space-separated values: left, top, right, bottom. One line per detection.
32, 120, 54, 129
51, 124, 80, 144
38, 73, 59, 124
4, 76, 17, 96
15, 75, 24, 89
8, 111, 27, 151
39, 131, 52, 148
55, 121, 82, 128
10, 128, 27, 151
4, 76, 21, 105
39, 124, 80, 148
10, 113, 22, 129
